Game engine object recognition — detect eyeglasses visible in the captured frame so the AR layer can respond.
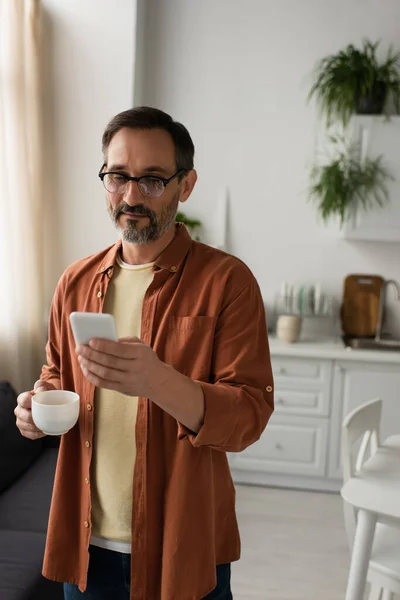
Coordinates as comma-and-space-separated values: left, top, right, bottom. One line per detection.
98, 166, 186, 198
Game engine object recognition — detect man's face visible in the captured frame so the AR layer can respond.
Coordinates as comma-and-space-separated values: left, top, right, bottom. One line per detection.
104, 127, 187, 245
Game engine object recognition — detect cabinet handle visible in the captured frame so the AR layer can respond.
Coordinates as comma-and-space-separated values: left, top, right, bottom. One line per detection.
276, 397, 284, 405
275, 443, 284, 451
278, 367, 286, 375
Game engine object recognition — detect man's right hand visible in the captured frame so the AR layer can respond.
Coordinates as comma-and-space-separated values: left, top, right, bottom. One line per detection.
15, 380, 56, 440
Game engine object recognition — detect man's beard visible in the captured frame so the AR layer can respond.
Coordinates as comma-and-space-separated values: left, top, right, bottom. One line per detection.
108, 192, 179, 245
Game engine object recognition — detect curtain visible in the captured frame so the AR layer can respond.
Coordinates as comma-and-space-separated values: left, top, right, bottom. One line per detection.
0, 0, 46, 393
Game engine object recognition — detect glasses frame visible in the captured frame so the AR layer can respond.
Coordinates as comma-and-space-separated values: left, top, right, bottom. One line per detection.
98, 165, 187, 197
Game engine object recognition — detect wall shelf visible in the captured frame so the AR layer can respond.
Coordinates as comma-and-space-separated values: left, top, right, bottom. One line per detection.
340, 115, 400, 242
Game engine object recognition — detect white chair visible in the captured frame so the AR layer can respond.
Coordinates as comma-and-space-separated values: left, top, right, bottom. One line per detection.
342, 398, 400, 600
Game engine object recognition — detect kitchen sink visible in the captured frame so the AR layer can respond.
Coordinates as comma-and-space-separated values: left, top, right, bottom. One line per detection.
343, 336, 400, 351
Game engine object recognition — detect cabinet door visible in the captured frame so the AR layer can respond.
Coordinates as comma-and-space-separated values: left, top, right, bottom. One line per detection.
342, 116, 400, 242
273, 356, 332, 393
230, 413, 329, 477
328, 361, 400, 479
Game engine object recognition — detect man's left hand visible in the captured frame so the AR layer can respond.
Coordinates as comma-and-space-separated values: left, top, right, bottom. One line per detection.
76, 337, 162, 397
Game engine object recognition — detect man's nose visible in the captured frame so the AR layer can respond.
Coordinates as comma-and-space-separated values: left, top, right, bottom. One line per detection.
123, 180, 143, 205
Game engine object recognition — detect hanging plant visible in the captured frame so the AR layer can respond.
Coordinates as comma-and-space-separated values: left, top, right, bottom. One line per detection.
309, 136, 393, 225
308, 39, 400, 126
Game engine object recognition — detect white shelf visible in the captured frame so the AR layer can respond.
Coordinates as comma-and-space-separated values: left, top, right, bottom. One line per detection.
342, 115, 400, 242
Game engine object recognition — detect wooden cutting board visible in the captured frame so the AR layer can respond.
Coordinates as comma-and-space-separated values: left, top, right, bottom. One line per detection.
340, 274, 385, 337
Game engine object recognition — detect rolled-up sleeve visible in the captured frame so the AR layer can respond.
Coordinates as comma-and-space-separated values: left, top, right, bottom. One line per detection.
178, 277, 274, 452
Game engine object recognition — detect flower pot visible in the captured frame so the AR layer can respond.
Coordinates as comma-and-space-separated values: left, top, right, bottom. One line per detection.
356, 82, 387, 115
276, 315, 302, 344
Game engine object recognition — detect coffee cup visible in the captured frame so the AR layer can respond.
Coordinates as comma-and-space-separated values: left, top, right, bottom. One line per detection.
31, 390, 80, 436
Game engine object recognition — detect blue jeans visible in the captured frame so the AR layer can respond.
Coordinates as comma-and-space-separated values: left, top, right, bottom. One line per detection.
63, 544, 233, 599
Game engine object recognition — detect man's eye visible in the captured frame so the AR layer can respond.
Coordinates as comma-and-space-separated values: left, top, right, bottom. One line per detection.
145, 177, 164, 189
112, 175, 127, 183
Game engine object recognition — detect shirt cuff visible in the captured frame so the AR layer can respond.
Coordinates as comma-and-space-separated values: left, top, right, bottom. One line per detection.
177, 381, 239, 448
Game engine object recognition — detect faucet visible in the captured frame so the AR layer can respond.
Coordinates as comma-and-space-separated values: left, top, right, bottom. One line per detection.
375, 279, 400, 341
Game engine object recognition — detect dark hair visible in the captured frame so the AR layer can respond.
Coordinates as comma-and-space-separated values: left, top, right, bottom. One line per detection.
102, 106, 195, 172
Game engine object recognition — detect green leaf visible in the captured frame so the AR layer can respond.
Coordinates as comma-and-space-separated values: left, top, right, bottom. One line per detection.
175, 211, 202, 229
309, 140, 393, 224
308, 38, 400, 125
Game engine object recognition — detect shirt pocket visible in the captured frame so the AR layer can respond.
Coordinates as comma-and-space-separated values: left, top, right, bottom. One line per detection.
163, 316, 218, 379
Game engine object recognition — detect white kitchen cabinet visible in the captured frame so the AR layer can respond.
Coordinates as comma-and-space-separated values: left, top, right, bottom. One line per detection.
328, 360, 400, 480
229, 338, 400, 492
230, 354, 334, 490
230, 414, 329, 477
274, 356, 332, 393
341, 116, 400, 242
274, 388, 329, 418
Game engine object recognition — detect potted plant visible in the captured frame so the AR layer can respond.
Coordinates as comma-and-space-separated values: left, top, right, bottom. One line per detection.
309, 39, 400, 126
309, 136, 393, 225
175, 211, 202, 240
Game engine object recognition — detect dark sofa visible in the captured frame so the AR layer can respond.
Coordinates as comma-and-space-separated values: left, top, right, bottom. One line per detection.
0, 381, 64, 600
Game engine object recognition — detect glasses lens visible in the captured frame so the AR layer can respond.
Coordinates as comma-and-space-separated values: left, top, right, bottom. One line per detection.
138, 177, 165, 198
103, 174, 128, 194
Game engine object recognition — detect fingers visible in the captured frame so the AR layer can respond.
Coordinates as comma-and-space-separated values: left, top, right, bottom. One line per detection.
79, 355, 122, 383
15, 411, 45, 439
33, 379, 53, 392
16, 413, 40, 434
77, 347, 126, 371
14, 403, 33, 426
15, 391, 46, 440
81, 368, 122, 393
86, 338, 142, 359
17, 391, 33, 410
17, 381, 50, 413
17, 426, 46, 440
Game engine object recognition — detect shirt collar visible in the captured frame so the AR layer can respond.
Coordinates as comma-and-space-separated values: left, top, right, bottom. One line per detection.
96, 223, 193, 275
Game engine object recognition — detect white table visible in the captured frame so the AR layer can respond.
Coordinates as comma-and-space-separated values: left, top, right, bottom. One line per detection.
341, 436, 400, 600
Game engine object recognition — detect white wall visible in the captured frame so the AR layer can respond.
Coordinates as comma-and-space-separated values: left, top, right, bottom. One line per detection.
139, 0, 400, 334
41, 0, 136, 299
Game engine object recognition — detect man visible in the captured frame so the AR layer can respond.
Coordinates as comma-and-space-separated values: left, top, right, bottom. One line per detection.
15, 107, 274, 600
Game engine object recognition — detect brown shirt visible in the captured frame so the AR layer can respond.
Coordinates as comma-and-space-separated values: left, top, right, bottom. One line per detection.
40, 224, 274, 600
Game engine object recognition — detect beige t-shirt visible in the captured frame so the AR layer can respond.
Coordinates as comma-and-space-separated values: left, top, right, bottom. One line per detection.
90, 255, 154, 551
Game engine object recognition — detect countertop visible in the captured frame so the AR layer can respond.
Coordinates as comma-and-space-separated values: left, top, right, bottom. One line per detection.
269, 336, 400, 364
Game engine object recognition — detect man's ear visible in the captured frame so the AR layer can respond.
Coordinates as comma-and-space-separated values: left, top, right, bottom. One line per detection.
179, 169, 198, 204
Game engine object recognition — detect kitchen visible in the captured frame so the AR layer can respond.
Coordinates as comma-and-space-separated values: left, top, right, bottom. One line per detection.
231, 275, 400, 492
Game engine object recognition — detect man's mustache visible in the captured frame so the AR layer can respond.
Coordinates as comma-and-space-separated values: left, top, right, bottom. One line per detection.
116, 204, 154, 219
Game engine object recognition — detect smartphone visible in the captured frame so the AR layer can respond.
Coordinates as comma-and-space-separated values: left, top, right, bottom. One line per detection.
69, 312, 118, 346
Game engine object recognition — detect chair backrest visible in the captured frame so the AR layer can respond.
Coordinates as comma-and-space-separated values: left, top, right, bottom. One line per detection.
341, 398, 382, 548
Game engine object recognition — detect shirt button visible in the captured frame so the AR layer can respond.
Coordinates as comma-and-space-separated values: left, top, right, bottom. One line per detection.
87, 404, 92, 411
266, 385, 273, 392
85, 441, 91, 448
170, 265, 177, 272
97, 291, 103, 298
84, 520, 89, 528
84, 477, 89, 484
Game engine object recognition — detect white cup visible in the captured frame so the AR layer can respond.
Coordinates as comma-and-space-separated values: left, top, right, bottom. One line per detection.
31, 390, 80, 436
276, 315, 302, 343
